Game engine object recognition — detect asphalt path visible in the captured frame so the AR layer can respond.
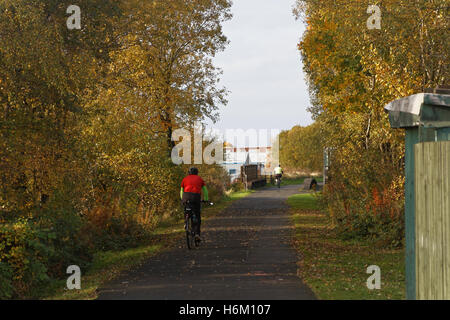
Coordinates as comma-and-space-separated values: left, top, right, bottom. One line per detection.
98, 184, 316, 300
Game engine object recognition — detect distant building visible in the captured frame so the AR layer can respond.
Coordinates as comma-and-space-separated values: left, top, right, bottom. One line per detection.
222, 146, 272, 182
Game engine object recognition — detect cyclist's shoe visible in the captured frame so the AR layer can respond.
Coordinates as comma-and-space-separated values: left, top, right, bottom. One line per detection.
195, 234, 202, 243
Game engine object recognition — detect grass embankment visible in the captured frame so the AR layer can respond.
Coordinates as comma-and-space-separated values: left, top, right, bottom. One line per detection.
288, 192, 405, 300
46, 190, 253, 300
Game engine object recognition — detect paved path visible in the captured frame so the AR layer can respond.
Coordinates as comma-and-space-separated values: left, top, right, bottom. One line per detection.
98, 184, 316, 300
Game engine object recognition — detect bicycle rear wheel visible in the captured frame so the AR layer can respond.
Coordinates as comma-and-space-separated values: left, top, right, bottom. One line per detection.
192, 214, 200, 247
185, 216, 194, 250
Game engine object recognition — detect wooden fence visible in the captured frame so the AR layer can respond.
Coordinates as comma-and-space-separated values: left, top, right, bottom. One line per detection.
415, 141, 450, 299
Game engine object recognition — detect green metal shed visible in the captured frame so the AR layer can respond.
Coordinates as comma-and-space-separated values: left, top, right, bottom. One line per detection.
384, 92, 450, 300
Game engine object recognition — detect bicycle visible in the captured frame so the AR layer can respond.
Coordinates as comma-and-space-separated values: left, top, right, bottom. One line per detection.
184, 200, 213, 250
275, 175, 282, 188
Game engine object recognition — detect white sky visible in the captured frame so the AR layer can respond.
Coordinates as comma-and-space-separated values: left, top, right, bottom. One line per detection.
207, 0, 312, 142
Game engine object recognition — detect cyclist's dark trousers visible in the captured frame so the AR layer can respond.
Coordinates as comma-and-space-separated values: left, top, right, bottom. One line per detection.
182, 192, 201, 235
275, 174, 282, 179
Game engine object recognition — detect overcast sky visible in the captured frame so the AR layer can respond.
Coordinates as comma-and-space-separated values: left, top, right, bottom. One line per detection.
207, 0, 312, 139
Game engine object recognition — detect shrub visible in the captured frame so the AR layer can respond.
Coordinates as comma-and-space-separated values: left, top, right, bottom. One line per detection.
0, 261, 14, 299
0, 219, 52, 298
230, 181, 244, 192
323, 176, 405, 247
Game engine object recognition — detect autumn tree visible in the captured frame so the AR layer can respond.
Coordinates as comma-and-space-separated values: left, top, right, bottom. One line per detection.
80, 0, 231, 225
0, 0, 120, 212
0, 0, 232, 298
293, 0, 448, 244
279, 123, 323, 173
96, 0, 231, 158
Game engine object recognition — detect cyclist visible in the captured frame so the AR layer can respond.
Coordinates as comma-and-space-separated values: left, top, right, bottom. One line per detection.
180, 167, 209, 242
274, 164, 283, 185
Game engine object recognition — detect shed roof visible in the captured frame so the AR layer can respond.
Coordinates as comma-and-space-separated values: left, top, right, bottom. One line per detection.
384, 93, 450, 128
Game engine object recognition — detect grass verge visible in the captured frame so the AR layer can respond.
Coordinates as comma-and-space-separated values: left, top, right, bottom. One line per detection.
288, 192, 405, 300
278, 176, 322, 187
261, 177, 306, 189
281, 177, 305, 186
45, 190, 253, 300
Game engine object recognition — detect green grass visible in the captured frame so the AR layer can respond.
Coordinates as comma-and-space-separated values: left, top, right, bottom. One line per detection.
45, 189, 253, 300
281, 177, 305, 186
46, 245, 162, 300
288, 192, 405, 300
226, 190, 255, 200
260, 177, 305, 189
277, 176, 323, 187
287, 192, 319, 210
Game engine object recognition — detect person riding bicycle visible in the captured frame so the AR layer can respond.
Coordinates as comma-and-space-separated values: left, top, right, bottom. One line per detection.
274, 164, 283, 182
180, 167, 209, 242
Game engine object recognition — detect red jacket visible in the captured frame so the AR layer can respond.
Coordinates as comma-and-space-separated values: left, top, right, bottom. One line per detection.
181, 175, 205, 194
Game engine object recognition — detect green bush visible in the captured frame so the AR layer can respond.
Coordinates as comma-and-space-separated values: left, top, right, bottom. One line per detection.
229, 181, 244, 192
0, 198, 96, 298
94, 216, 152, 251
0, 219, 52, 298
0, 160, 229, 299
324, 182, 405, 247
0, 261, 14, 299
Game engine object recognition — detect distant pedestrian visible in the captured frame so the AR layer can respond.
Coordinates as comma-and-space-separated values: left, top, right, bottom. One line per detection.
309, 178, 317, 190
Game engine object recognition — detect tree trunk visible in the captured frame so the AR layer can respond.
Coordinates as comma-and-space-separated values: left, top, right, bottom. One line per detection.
167, 125, 175, 160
